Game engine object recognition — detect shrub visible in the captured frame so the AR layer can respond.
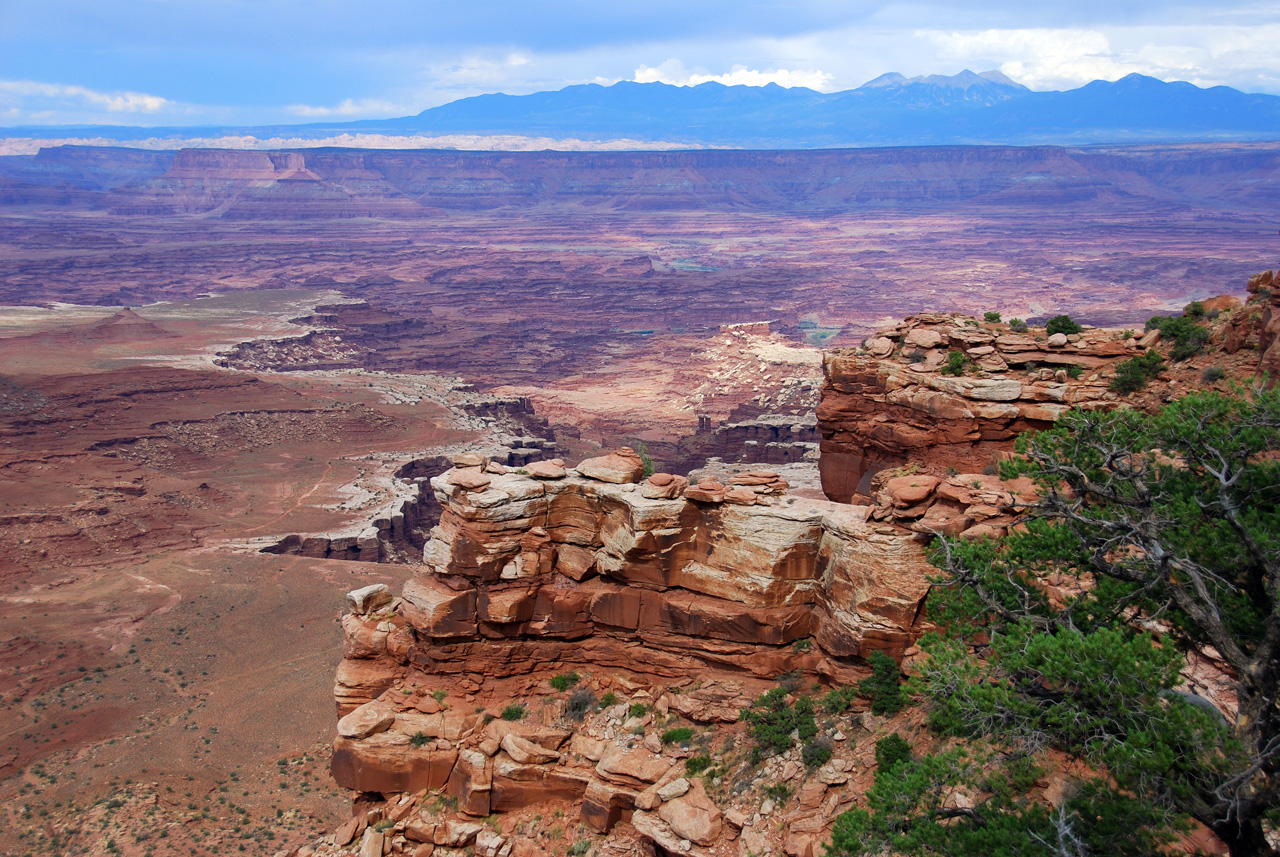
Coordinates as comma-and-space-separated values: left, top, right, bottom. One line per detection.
599, 691, 619, 708
1148, 313, 1210, 361
1110, 350, 1165, 394
661, 727, 695, 745
906, 349, 927, 364
431, 689, 447, 703
1045, 314, 1082, 336
743, 688, 818, 761
822, 686, 858, 715
636, 441, 656, 478
628, 702, 647, 719
802, 736, 834, 767
776, 670, 803, 693
1202, 366, 1226, 384
685, 754, 713, 775
566, 687, 597, 721
938, 350, 969, 376
858, 651, 904, 716
984, 311, 1002, 322
1009, 318, 1029, 333
409, 732, 430, 748
764, 782, 792, 801
549, 672, 581, 692
1066, 364, 1083, 380
792, 639, 812, 653
501, 704, 527, 722
874, 734, 912, 771
567, 841, 591, 857
1184, 300, 1206, 318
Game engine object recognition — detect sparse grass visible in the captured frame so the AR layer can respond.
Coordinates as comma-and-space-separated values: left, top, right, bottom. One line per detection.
501, 704, 527, 722
549, 672, 581, 692
661, 727, 695, 745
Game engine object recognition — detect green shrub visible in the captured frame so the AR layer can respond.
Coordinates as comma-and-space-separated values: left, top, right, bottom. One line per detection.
1110, 350, 1165, 394
1066, 364, 1083, 380
874, 734, 912, 771
1202, 366, 1226, 384
1146, 313, 1210, 361
802, 736, 834, 767
636, 441, 656, 478
685, 754, 713, 775
431, 689, 447, 703
1009, 318, 1029, 333
764, 782, 792, 802
599, 691, 619, 708
566, 687, 597, 721
549, 672, 581, 692
1184, 300, 1206, 318
409, 732, 430, 748
628, 702, 647, 719
792, 639, 812, 652
567, 840, 591, 856
501, 704, 527, 722
858, 651, 904, 716
1045, 314, 1082, 336
938, 350, 969, 377
984, 311, 1002, 323
822, 686, 858, 715
661, 727, 695, 745
742, 688, 817, 761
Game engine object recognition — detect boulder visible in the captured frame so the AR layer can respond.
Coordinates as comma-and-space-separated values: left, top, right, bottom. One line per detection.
347, 583, 393, 614
448, 469, 493, 491
500, 732, 560, 765
337, 701, 396, 739
576, 448, 645, 484
641, 473, 688, 500
596, 748, 672, 789
865, 336, 895, 357
523, 460, 567, 479
657, 778, 722, 846
904, 328, 943, 348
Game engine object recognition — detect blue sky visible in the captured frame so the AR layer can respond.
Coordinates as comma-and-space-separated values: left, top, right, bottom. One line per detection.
2, 0, 1279, 126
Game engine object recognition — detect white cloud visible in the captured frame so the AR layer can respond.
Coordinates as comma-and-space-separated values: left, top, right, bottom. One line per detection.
633, 59, 834, 90
285, 97, 405, 118
0, 79, 172, 113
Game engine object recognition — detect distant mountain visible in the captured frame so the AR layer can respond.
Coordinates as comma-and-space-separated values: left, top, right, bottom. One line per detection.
5, 71, 1280, 149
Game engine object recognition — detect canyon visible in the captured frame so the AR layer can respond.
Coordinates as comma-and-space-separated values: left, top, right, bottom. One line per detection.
0, 143, 1272, 857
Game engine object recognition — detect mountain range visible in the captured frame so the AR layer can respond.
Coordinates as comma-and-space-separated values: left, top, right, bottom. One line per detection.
5, 70, 1280, 148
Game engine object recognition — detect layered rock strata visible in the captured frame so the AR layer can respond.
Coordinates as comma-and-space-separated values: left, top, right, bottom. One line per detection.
331, 448, 934, 839
818, 313, 1145, 502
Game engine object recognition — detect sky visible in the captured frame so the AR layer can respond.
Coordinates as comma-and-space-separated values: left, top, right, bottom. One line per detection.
2, 0, 1279, 127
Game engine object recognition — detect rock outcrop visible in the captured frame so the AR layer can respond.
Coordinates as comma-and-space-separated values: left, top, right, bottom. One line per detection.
819, 312, 1144, 502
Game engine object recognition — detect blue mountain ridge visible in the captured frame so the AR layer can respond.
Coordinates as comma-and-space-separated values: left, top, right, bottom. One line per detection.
4, 70, 1279, 148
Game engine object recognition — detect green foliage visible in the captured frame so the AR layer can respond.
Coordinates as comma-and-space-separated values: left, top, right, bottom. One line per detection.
408, 732, 430, 748
874, 734, 912, 772
1184, 299, 1206, 318
500, 704, 527, 722
764, 781, 792, 802
599, 691, 619, 708
857, 651, 904, 716
742, 688, 818, 762
928, 386, 1280, 852
1065, 364, 1083, 380
939, 350, 969, 376
1109, 349, 1164, 393
802, 736, 834, 768
567, 840, 592, 856
661, 727, 695, 745
431, 689, 447, 703
1202, 366, 1226, 384
821, 686, 858, 715
984, 311, 1002, 322
1044, 314, 1081, 336
825, 746, 1183, 857
1146, 312, 1210, 361
685, 754, 713, 775
1008, 318, 1029, 333
549, 671, 581, 692
566, 687, 597, 721
792, 638, 812, 652
635, 441, 656, 478
628, 702, 647, 719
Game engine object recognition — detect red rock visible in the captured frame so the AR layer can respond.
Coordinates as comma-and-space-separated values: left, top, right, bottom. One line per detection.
723, 487, 758, 505
500, 733, 560, 764
445, 749, 492, 817
685, 484, 727, 503
401, 576, 478, 638
576, 448, 645, 483
448, 468, 492, 491
581, 777, 638, 832
641, 473, 688, 499
885, 475, 940, 507
596, 748, 672, 789
337, 700, 397, 738
523, 460, 567, 479
657, 778, 722, 845
331, 736, 458, 794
